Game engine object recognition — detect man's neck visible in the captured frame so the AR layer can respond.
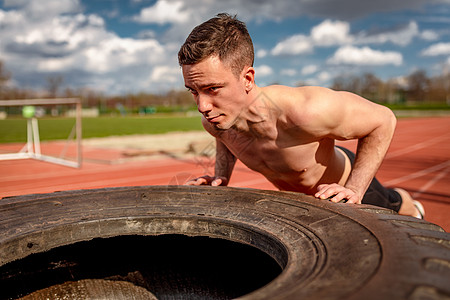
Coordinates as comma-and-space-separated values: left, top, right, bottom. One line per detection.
232, 86, 278, 136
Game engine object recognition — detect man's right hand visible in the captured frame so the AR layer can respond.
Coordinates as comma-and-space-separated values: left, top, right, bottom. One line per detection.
185, 175, 228, 186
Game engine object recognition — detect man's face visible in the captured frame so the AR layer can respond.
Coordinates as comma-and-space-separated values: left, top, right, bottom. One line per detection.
182, 56, 248, 130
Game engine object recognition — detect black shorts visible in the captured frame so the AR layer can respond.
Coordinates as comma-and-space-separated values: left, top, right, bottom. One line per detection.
338, 146, 402, 212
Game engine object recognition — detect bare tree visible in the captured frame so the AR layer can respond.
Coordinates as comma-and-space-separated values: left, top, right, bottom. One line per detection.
0, 61, 12, 97
46, 75, 64, 98
407, 70, 430, 102
360, 73, 383, 102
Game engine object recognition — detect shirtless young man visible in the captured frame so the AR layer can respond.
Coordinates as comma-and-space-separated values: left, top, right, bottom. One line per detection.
178, 13, 423, 218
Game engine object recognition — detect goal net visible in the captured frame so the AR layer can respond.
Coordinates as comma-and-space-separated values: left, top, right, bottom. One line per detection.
0, 98, 82, 168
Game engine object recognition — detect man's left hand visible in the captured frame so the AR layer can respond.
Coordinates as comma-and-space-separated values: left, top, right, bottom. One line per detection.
315, 184, 362, 204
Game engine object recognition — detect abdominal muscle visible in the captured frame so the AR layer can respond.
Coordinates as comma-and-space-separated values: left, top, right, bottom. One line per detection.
235, 141, 352, 196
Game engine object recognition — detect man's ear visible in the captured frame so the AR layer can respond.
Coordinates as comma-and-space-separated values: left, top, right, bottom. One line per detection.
243, 67, 255, 93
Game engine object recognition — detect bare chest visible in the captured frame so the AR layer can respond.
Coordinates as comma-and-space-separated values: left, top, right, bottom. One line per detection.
220, 130, 324, 177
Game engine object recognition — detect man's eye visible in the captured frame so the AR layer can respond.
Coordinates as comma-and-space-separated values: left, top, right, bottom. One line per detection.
187, 88, 198, 95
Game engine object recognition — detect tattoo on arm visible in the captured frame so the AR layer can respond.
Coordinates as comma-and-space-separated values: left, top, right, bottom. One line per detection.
215, 141, 236, 180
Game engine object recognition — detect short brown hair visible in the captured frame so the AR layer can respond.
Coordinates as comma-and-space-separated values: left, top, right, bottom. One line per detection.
178, 13, 254, 77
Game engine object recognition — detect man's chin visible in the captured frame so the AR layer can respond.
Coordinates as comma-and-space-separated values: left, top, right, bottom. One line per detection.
213, 121, 232, 131
209, 116, 237, 131
214, 123, 228, 131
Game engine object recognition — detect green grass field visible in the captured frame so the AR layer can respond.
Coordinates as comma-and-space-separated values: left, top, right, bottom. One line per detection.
1, 102, 448, 144
0, 115, 203, 143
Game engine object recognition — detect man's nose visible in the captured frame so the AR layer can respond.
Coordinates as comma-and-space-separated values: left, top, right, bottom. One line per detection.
197, 95, 213, 114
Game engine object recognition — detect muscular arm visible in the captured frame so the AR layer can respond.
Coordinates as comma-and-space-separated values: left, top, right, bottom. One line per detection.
340, 110, 396, 202
185, 118, 237, 186
322, 90, 396, 203
213, 139, 237, 185
287, 87, 397, 203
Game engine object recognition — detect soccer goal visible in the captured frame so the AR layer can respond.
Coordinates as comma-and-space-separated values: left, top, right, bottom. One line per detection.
0, 98, 82, 168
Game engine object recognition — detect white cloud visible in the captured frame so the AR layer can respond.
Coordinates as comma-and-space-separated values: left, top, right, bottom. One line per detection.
421, 42, 450, 56
186, 0, 443, 22
82, 38, 165, 73
0, 2, 178, 94
256, 49, 268, 58
271, 34, 313, 56
301, 65, 318, 75
270, 20, 352, 57
269, 18, 435, 63
311, 20, 353, 46
8, 0, 78, 13
37, 56, 76, 72
4, 10, 166, 74
317, 71, 331, 82
328, 46, 403, 66
137, 29, 157, 39
355, 21, 419, 46
304, 70, 334, 86
255, 65, 274, 77
280, 69, 297, 76
420, 30, 439, 41
150, 65, 180, 83
0, 0, 446, 95
0, 7, 24, 26
133, 0, 190, 24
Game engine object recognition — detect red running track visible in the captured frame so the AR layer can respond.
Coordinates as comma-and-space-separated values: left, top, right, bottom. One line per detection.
1, 117, 449, 231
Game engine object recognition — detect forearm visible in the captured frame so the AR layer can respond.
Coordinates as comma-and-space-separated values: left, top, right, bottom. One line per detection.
345, 113, 396, 199
185, 140, 236, 186
214, 140, 236, 183
344, 138, 388, 198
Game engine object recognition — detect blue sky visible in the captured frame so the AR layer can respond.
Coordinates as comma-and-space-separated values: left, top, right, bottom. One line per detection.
1, 0, 449, 95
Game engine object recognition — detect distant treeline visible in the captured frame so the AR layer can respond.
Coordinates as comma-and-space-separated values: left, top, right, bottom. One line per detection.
1, 60, 449, 116
329, 70, 450, 104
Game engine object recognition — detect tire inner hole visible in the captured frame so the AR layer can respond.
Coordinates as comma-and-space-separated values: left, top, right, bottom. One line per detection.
0, 234, 283, 299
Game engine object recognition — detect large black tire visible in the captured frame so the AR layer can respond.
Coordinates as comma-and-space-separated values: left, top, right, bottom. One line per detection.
0, 186, 449, 299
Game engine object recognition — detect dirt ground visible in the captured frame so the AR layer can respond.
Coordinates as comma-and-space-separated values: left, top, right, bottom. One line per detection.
83, 131, 214, 154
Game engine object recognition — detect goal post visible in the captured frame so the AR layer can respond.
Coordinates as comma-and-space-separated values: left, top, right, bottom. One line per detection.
0, 98, 82, 168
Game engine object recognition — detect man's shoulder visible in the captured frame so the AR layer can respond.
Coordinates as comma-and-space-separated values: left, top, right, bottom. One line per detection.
261, 85, 335, 116
264, 85, 340, 129
263, 85, 333, 102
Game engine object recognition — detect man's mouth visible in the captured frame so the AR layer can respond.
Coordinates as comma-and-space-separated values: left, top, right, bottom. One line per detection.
206, 114, 223, 122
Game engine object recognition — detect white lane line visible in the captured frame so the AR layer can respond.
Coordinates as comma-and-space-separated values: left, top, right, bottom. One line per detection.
384, 160, 450, 186
412, 165, 450, 198
386, 134, 450, 159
